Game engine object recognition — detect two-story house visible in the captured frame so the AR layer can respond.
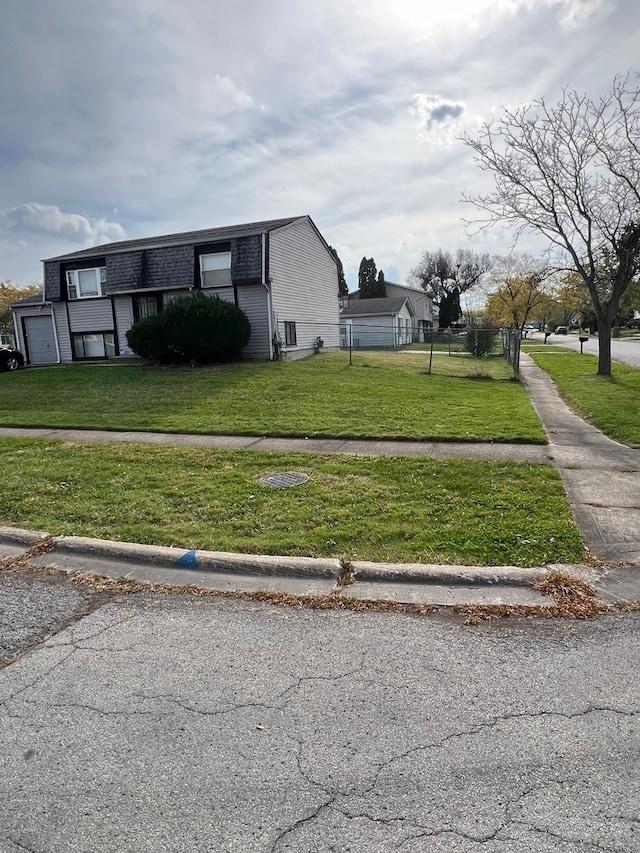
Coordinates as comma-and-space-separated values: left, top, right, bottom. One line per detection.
11, 215, 340, 364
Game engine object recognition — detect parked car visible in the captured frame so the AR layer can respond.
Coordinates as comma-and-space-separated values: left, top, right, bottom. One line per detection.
0, 346, 25, 372
624, 318, 640, 329
554, 326, 568, 335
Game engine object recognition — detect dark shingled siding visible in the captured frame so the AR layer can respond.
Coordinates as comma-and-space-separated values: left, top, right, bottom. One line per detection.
231, 235, 262, 284
44, 262, 61, 301
146, 245, 194, 290
105, 252, 144, 294
49, 236, 263, 299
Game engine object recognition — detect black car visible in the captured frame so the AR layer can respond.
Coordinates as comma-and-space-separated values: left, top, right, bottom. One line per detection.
0, 347, 25, 372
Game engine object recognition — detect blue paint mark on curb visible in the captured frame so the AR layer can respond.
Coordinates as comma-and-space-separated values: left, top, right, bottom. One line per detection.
175, 550, 199, 570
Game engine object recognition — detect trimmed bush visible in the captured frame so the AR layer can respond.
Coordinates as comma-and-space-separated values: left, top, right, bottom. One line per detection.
464, 327, 496, 358
126, 313, 175, 363
162, 293, 251, 363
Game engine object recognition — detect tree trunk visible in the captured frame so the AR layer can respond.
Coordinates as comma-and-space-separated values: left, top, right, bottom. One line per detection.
596, 314, 613, 377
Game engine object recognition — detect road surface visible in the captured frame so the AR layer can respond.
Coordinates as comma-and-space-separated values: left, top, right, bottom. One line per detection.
529, 330, 640, 367
1, 571, 639, 853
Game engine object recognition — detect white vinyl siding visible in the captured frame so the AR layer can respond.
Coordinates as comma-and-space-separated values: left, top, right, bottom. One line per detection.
237, 285, 270, 357
382, 282, 433, 330
202, 286, 235, 304
67, 299, 114, 333
341, 305, 413, 349
269, 218, 340, 358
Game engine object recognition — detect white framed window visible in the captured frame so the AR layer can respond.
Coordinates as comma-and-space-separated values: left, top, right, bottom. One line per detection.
72, 332, 116, 359
284, 321, 297, 347
66, 267, 106, 300
200, 252, 231, 287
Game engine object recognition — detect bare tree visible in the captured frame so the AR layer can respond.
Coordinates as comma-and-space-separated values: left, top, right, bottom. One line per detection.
462, 74, 640, 376
409, 248, 491, 327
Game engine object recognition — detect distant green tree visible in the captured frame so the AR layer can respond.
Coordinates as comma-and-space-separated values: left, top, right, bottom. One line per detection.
438, 290, 461, 328
359, 257, 379, 298
373, 269, 387, 298
0, 280, 42, 336
328, 245, 348, 296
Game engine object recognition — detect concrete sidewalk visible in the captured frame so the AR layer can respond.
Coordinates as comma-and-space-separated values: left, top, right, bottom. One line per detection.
0, 353, 638, 607
519, 353, 640, 564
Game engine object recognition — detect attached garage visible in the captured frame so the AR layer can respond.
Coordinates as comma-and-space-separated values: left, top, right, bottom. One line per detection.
23, 315, 57, 364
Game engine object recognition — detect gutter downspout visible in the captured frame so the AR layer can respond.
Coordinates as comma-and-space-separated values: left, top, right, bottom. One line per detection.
261, 232, 274, 360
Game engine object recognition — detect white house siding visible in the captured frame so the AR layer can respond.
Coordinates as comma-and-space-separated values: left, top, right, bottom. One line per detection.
269, 218, 340, 359
53, 303, 73, 361
12, 304, 52, 360
237, 285, 270, 358
113, 295, 135, 353
383, 283, 432, 336
342, 305, 413, 348
67, 299, 114, 333
201, 285, 234, 304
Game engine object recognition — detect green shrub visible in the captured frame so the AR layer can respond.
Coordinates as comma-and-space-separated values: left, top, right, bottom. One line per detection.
126, 313, 175, 363
464, 327, 496, 359
162, 293, 251, 363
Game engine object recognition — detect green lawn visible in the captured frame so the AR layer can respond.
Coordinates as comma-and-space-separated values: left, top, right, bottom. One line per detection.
0, 439, 584, 566
524, 347, 640, 446
0, 351, 546, 443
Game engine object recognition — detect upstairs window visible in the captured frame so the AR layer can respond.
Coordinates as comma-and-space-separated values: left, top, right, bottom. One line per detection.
200, 252, 232, 288
67, 267, 106, 300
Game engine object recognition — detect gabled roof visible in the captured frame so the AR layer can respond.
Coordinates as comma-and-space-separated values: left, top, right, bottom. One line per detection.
341, 296, 414, 317
43, 215, 307, 263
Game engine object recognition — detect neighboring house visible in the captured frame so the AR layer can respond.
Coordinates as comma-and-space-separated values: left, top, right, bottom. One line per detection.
348, 281, 433, 341
339, 296, 415, 349
10, 216, 340, 365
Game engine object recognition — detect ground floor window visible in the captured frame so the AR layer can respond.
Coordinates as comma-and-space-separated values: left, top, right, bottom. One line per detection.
72, 332, 116, 359
284, 321, 297, 346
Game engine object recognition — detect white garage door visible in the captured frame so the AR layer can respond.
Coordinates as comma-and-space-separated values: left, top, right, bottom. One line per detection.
24, 315, 57, 364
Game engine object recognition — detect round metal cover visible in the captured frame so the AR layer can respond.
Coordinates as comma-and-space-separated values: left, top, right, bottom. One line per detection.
259, 471, 310, 488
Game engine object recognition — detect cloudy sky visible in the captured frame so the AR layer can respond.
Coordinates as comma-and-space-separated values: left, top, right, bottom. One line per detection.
1, 0, 639, 289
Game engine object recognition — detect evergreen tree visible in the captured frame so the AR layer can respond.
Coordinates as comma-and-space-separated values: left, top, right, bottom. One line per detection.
328, 245, 348, 296
373, 269, 387, 297
359, 257, 379, 298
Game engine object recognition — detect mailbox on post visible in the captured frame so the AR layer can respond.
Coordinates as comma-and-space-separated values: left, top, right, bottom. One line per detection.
579, 335, 589, 354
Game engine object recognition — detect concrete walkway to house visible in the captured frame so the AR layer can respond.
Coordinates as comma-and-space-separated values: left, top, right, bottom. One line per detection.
0, 352, 639, 607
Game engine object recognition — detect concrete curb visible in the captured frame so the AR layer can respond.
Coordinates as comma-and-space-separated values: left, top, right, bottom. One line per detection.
52, 535, 341, 579
1, 526, 546, 587
350, 560, 545, 586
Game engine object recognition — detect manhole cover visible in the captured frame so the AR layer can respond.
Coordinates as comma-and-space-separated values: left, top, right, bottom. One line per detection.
258, 471, 310, 489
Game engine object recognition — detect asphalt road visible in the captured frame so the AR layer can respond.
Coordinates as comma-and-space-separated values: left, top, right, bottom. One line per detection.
530, 331, 640, 367
1, 574, 639, 853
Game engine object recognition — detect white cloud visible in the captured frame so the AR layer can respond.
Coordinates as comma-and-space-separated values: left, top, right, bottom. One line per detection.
1, 204, 126, 245
0, 0, 637, 286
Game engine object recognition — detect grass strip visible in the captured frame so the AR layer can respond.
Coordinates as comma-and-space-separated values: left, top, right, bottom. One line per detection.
0, 352, 546, 443
525, 347, 640, 446
0, 438, 583, 567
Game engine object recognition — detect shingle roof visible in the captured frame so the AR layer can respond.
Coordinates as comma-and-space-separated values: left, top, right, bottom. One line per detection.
43, 215, 306, 262
9, 294, 44, 307
341, 296, 413, 316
